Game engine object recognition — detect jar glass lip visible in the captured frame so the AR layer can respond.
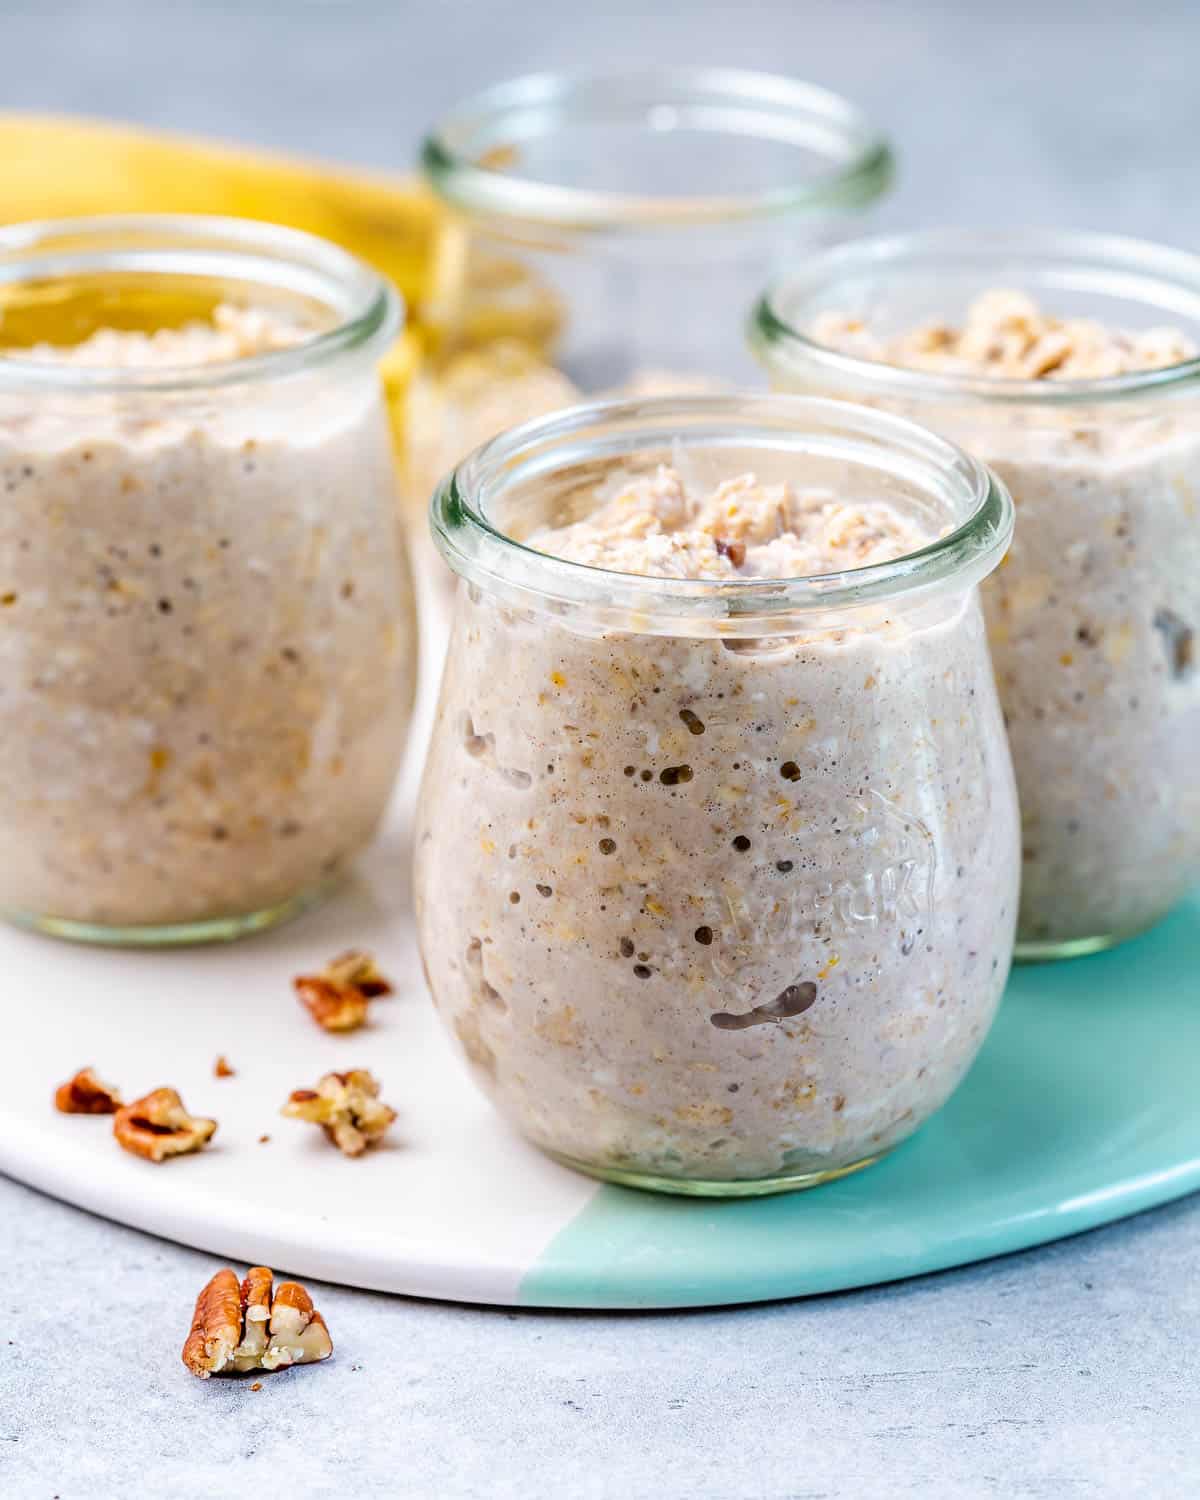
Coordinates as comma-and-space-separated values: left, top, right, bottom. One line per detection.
0, 213, 402, 394
431, 393, 1012, 631
420, 66, 893, 231
752, 227, 1200, 405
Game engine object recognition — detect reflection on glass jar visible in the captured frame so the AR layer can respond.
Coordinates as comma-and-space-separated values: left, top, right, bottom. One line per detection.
415, 395, 1017, 1196
407, 67, 893, 528
0, 215, 418, 944
752, 230, 1200, 959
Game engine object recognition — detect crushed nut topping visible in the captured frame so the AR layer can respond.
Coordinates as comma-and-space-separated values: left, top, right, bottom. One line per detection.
54, 1066, 122, 1115
281, 1069, 396, 1157
29, 303, 312, 370
214, 1055, 235, 1079
113, 1087, 217, 1162
527, 464, 930, 580
182, 1266, 333, 1379
294, 949, 394, 1033
811, 291, 1197, 381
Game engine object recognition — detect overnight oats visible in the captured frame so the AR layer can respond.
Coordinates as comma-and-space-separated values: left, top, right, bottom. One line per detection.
753, 231, 1200, 957
0, 216, 417, 943
415, 395, 1018, 1195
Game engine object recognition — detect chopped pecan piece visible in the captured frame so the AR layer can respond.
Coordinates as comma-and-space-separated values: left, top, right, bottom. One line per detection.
182, 1266, 333, 1379
214, 1055, 235, 1079
261, 1280, 333, 1371
54, 1066, 122, 1115
294, 949, 394, 1033
235, 1265, 272, 1367
281, 1069, 396, 1157
113, 1087, 216, 1162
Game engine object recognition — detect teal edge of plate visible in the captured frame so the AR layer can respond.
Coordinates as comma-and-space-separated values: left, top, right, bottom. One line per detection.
519, 892, 1200, 1309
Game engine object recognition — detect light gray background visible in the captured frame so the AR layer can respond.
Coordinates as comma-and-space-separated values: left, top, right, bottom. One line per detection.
2, 2, 1199, 1496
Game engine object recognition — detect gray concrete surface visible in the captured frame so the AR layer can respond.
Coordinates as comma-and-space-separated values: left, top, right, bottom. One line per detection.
2, 1, 1200, 1495
3, 1175, 1199, 1498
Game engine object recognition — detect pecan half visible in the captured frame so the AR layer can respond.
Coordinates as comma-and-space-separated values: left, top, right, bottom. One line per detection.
54, 1066, 122, 1115
182, 1266, 332, 1379
181, 1267, 241, 1378
113, 1087, 216, 1162
294, 949, 394, 1033
281, 1069, 396, 1157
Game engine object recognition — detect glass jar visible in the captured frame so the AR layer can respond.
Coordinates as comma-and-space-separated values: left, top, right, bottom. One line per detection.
752, 229, 1200, 959
415, 393, 1017, 1196
406, 67, 893, 525
0, 215, 418, 944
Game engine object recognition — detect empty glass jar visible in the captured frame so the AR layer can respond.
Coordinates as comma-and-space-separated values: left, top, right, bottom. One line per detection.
405, 67, 893, 520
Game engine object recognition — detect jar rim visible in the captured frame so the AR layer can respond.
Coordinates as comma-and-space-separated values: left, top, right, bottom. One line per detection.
420, 66, 893, 232
751, 227, 1200, 405
430, 393, 1012, 632
0, 213, 402, 394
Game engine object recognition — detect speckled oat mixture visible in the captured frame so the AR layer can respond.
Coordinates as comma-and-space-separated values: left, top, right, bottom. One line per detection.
0, 306, 416, 930
814, 292, 1200, 947
416, 468, 1017, 1185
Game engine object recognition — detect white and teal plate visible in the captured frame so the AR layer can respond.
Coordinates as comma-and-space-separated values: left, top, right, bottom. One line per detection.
2, 800, 1198, 1310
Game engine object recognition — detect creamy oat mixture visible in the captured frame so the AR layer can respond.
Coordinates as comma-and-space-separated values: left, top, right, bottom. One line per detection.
813, 292, 1200, 947
416, 467, 1017, 1185
0, 305, 416, 931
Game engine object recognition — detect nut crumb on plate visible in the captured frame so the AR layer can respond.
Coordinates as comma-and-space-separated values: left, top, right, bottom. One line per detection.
113, 1087, 216, 1162
181, 1266, 332, 1379
282, 1069, 396, 1156
294, 949, 393, 1033
54, 1066, 122, 1114
213, 1055, 235, 1079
